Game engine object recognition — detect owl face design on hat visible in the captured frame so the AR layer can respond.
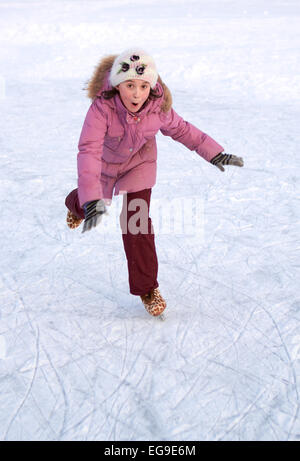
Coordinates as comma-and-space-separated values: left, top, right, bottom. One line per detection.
117, 55, 147, 77
110, 48, 158, 89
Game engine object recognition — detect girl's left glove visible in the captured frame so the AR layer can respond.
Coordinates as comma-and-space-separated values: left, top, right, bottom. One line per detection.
210, 152, 244, 172
82, 199, 107, 233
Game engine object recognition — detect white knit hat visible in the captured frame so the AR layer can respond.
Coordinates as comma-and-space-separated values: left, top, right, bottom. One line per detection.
109, 48, 158, 89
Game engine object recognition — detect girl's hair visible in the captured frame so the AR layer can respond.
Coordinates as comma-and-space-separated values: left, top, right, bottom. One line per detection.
101, 87, 162, 101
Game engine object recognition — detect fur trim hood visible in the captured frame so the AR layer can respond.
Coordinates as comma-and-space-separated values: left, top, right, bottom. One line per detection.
84, 54, 172, 113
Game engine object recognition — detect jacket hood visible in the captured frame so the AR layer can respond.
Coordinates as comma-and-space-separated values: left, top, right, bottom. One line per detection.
84, 54, 172, 113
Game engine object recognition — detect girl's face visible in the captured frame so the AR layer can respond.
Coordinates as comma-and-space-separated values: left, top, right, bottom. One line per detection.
116, 79, 151, 112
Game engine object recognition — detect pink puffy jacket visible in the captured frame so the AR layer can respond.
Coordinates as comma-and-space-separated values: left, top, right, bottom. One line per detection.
77, 55, 224, 207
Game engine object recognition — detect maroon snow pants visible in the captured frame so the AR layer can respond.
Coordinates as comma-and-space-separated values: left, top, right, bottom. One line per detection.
65, 188, 159, 296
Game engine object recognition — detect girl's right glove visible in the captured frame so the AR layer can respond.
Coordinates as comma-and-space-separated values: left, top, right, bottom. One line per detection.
82, 199, 107, 233
210, 152, 244, 172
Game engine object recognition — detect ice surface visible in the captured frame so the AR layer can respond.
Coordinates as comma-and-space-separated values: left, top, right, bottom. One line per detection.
0, 0, 300, 441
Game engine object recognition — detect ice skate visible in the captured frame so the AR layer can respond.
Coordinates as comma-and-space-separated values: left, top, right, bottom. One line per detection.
66, 210, 83, 229
140, 288, 167, 317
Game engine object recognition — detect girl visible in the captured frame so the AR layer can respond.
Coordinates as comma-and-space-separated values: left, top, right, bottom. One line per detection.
65, 48, 244, 318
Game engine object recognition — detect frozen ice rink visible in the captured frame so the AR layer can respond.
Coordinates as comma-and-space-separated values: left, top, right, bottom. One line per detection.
0, 0, 299, 441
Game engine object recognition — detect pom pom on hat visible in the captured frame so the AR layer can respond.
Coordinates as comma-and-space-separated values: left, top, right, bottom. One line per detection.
109, 48, 158, 89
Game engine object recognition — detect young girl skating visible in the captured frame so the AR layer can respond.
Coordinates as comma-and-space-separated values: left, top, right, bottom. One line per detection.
65, 48, 244, 318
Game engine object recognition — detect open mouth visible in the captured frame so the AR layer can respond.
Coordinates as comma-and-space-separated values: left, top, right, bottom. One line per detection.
132, 102, 139, 106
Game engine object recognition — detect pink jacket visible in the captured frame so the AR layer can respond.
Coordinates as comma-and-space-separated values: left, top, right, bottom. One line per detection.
77, 55, 224, 207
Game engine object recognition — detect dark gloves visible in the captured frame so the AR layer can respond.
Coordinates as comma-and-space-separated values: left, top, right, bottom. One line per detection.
210, 152, 244, 172
82, 199, 107, 233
